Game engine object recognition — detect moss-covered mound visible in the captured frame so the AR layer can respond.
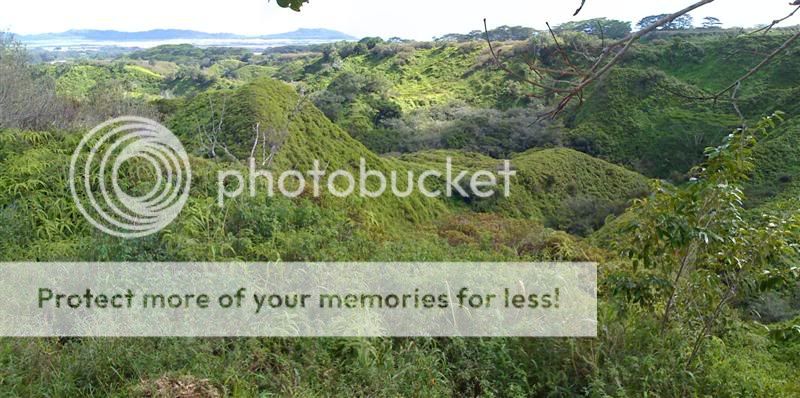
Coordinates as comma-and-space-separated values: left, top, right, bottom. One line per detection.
402, 147, 650, 234
167, 78, 457, 224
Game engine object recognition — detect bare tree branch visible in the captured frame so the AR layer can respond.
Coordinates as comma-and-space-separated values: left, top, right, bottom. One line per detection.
487, 1, 719, 117
519, 0, 800, 119
546, 22, 580, 73
483, 19, 562, 96
539, 0, 718, 118
250, 122, 261, 160
486, 0, 718, 119
731, 82, 745, 129
596, 19, 606, 48
198, 97, 238, 162
711, 29, 800, 100
573, 0, 587, 16
750, 5, 800, 35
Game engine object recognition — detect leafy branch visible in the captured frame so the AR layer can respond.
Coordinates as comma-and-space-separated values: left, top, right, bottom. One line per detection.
271, 0, 308, 12
622, 113, 800, 368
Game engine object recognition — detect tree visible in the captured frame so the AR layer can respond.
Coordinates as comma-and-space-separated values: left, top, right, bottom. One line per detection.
668, 14, 694, 29
485, 26, 537, 41
434, 33, 470, 43
701, 16, 722, 29
556, 18, 632, 39
622, 113, 800, 367
636, 14, 668, 30
358, 37, 384, 50
637, 14, 694, 30
0, 33, 68, 130
436, 26, 536, 43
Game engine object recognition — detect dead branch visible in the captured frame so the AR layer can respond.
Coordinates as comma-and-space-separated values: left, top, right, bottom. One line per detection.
538, 0, 718, 118
250, 122, 261, 159
750, 6, 800, 35
711, 29, 800, 100
483, 0, 718, 119
573, 0, 587, 16
530, 0, 800, 119
251, 92, 311, 168
731, 82, 745, 129
596, 19, 606, 48
546, 22, 580, 73
198, 97, 238, 162
483, 19, 564, 96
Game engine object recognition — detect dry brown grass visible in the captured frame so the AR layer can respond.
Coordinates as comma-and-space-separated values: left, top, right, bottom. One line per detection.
136, 375, 221, 398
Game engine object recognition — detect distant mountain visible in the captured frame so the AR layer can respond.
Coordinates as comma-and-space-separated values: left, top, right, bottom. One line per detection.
19, 28, 356, 42
20, 29, 240, 42
260, 28, 356, 40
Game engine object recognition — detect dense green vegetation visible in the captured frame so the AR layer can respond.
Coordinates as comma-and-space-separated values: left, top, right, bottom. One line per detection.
44, 62, 164, 99
1, 21, 799, 397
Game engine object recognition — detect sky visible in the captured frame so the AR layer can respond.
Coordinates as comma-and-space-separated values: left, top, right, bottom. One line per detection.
2, 0, 799, 40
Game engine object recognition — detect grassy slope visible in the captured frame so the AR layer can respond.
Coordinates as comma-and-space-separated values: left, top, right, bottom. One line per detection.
635, 34, 800, 98
651, 33, 800, 207
569, 33, 800, 185
0, 68, 796, 395
0, 127, 793, 397
565, 67, 740, 178
292, 43, 523, 111
40, 34, 800, 187
0, 78, 604, 261
167, 78, 451, 225
3, 34, 798, 395
402, 147, 650, 228
44, 62, 164, 99
261, 35, 797, 185
165, 78, 650, 228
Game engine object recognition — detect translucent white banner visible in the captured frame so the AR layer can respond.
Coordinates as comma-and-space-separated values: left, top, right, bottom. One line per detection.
0, 262, 596, 337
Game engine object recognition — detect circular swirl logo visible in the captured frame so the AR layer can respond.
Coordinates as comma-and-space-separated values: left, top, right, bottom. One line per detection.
70, 117, 192, 238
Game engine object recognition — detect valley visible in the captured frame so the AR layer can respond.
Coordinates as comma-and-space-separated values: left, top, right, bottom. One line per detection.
0, 11, 799, 396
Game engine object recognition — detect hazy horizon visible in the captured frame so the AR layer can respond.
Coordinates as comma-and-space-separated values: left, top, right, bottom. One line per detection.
3, 0, 799, 41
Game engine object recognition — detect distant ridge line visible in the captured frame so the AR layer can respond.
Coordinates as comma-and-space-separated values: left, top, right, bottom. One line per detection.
18, 28, 357, 42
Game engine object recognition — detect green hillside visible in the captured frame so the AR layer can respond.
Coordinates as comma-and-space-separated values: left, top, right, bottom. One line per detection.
44, 62, 164, 99
403, 147, 650, 234
248, 32, 800, 186
564, 67, 740, 178
167, 78, 454, 225
2, 22, 800, 397
295, 43, 519, 110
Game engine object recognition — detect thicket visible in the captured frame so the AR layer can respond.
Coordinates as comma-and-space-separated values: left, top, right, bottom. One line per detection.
365, 102, 563, 157
0, 34, 157, 130
555, 18, 632, 39
129, 44, 251, 66
434, 25, 537, 43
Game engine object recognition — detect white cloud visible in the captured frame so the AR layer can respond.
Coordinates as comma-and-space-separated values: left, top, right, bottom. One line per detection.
2, 0, 798, 40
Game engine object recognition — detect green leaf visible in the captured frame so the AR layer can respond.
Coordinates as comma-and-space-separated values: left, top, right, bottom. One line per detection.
275, 0, 308, 11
